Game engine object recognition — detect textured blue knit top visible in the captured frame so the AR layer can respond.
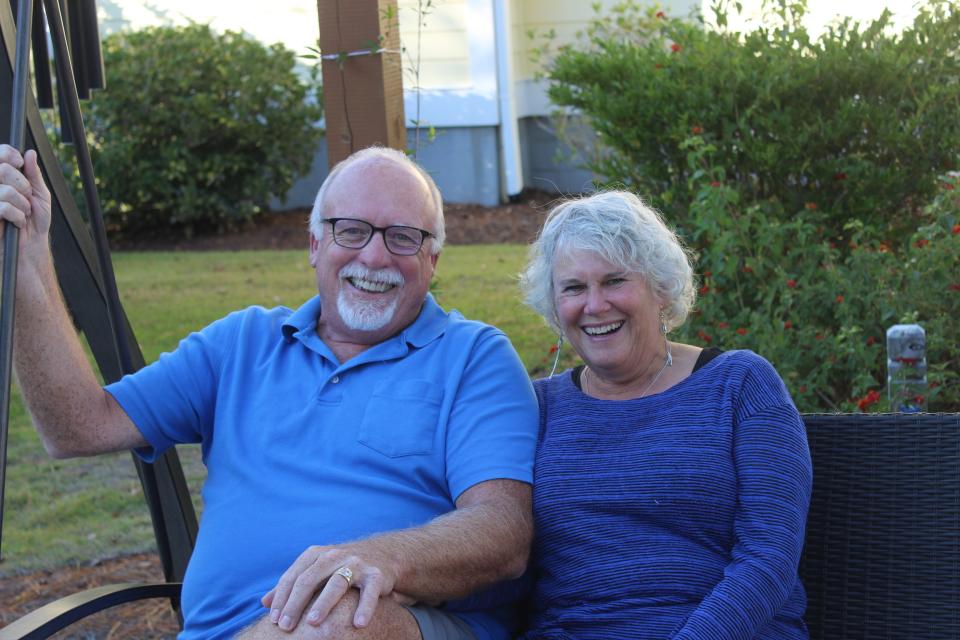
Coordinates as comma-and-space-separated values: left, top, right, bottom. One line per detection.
521, 349, 812, 640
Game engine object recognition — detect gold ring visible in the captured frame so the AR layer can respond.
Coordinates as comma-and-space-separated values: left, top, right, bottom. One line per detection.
335, 566, 353, 587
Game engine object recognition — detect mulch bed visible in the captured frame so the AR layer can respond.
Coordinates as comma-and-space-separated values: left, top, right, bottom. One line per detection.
1, 553, 181, 639
0, 190, 558, 638
113, 189, 558, 251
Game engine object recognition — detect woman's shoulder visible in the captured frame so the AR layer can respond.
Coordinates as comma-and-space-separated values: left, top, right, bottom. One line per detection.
704, 349, 798, 415
704, 348, 780, 378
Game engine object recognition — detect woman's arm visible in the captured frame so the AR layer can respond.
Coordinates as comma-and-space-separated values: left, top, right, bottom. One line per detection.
672, 403, 812, 639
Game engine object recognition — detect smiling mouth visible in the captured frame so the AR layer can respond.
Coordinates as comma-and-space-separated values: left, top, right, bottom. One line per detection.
347, 277, 397, 294
582, 321, 624, 336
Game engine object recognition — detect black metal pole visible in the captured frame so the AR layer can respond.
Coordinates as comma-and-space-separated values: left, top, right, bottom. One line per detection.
41, 0, 193, 585
41, 0, 130, 375
0, 0, 35, 559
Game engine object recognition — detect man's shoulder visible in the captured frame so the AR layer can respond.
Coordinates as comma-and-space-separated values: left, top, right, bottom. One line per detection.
433, 308, 517, 358
216, 304, 294, 328
196, 304, 296, 345
412, 297, 507, 349
444, 308, 503, 336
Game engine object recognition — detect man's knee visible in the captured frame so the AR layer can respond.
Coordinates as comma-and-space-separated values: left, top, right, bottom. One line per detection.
238, 590, 421, 640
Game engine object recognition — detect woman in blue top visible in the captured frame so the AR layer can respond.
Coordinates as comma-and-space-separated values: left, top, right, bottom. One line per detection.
518, 190, 812, 639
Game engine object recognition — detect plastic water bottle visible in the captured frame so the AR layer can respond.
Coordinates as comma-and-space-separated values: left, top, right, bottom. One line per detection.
886, 324, 927, 413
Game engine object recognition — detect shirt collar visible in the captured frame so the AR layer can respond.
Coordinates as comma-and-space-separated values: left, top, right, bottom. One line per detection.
281, 293, 448, 349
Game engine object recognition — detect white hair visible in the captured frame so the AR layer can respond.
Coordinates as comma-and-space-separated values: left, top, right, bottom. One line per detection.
308, 146, 445, 254
520, 190, 697, 333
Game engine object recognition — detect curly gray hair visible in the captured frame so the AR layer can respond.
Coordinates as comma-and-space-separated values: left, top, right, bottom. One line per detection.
520, 190, 696, 333
308, 146, 445, 254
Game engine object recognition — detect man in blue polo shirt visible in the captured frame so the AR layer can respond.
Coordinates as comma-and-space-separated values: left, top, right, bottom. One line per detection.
0, 143, 538, 640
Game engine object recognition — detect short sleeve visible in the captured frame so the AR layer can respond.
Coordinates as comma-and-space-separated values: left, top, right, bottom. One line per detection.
105, 312, 241, 462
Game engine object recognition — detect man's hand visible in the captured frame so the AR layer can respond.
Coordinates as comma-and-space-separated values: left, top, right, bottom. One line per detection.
261, 540, 402, 631
0, 145, 52, 253
259, 479, 532, 633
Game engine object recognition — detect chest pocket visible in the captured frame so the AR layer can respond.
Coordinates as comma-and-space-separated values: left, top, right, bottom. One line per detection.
359, 380, 443, 457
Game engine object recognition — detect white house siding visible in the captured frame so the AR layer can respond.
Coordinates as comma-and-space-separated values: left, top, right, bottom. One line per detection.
397, 0, 472, 90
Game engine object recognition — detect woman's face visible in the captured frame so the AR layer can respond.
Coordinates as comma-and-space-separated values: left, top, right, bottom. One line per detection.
552, 249, 663, 379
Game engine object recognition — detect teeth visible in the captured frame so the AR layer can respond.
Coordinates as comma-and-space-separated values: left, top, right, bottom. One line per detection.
583, 321, 623, 336
349, 277, 395, 293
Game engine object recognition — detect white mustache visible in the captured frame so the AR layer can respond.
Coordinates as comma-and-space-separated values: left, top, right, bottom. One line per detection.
338, 264, 404, 286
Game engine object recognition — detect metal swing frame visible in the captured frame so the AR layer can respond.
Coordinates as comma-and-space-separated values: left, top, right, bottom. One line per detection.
0, 1, 195, 636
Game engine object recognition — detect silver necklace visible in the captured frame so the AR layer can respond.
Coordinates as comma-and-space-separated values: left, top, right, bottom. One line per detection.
585, 341, 673, 398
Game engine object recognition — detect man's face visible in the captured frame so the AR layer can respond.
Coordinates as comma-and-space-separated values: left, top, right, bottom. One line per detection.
310, 158, 440, 348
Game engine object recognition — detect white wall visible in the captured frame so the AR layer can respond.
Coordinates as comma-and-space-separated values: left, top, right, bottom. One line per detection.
97, 0, 320, 53
397, 0, 499, 127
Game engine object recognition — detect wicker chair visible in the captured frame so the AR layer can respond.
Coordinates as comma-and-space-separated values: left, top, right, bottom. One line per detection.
800, 413, 960, 640
4, 413, 960, 639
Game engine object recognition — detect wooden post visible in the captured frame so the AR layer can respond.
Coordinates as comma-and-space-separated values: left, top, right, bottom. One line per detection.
317, 0, 406, 168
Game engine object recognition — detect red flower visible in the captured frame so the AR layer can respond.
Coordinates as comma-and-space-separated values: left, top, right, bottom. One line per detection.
815, 333, 824, 341
654, 63, 663, 69
915, 238, 930, 248
953, 224, 960, 235
857, 389, 881, 412
783, 320, 793, 329
710, 180, 721, 187
703, 270, 712, 277
786, 279, 797, 289
866, 336, 877, 345
878, 242, 891, 253
697, 330, 712, 344
949, 283, 960, 291
699, 284, 710, 296
914, 394, 925, 404
799, 385, 807, 393
835, 295, 844, 304
736, 327, 747, 335
943, 182, 955, 190
692, 125, 703, 135
742, 265, 753, 273
549, 344, 558, 354
671, 43, 681, 52
805, 202, 818, 210
833, 172, 847, 181
656, 10, 666, 18
717, 322, 729, 329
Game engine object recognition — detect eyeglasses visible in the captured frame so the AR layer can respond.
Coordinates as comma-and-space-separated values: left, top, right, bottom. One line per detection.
321, 217, 434, 256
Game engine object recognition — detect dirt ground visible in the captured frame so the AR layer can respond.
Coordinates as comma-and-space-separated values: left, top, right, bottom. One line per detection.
0, 191, 556, 639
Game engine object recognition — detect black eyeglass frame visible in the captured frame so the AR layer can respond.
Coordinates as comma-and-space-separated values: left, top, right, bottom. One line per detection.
321, 217, 435, 256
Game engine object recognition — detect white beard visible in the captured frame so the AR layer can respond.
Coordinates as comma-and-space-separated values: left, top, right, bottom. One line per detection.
335, 264, 404, 331
336, 290, 399, 331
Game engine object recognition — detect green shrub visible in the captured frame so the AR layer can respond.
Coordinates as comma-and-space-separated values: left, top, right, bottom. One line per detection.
85, 24, 323, 237
539, 0, 960, 242
674, 138, 959, 411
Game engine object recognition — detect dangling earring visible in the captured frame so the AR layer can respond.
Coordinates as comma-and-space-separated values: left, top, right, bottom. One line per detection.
660, 309, 673, 367
549, 333, 563, 377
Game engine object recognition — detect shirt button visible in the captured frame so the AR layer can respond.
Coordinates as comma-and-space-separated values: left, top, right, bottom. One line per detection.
331, 376, 340, 384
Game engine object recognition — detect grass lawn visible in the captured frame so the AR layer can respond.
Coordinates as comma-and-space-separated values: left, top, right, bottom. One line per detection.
1, 245, 580, 575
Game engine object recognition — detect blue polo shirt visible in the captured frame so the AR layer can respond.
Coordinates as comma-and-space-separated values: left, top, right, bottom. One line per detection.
106, 294, 538, 639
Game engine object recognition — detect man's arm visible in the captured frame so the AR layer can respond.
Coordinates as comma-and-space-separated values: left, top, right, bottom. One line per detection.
0, 144, 146, 457
261, 478, 532, 631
